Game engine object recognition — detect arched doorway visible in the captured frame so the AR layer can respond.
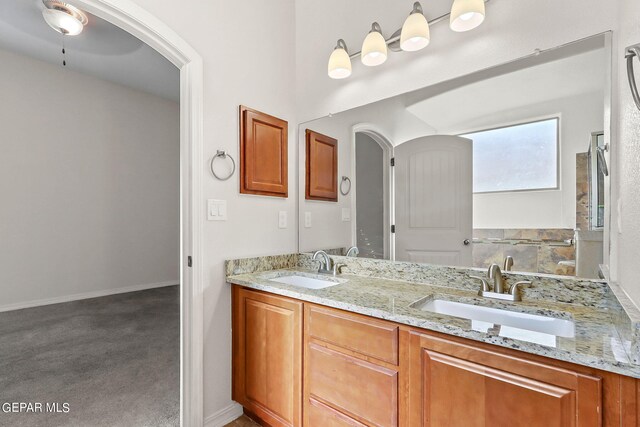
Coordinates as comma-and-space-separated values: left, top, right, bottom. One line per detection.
352, 125, 394, 260
70, 1, 204, 424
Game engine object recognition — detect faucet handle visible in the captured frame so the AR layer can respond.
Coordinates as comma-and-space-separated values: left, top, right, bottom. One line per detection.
508, 280, 531, 298
470, 275, 490, 293
332, 263, 347, 275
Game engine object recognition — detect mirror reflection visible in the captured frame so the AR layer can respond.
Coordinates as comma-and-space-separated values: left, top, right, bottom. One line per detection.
298, 34, 609, 279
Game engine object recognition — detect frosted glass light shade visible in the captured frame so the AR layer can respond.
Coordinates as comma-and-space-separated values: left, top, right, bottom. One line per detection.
42, 8, 84, 36
361, 28, 387, 66
400, 12, 430, 51
328, 46, 352, 79
450, 0, 485, 32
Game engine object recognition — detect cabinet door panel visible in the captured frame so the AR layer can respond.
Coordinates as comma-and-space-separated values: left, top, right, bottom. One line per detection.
240, 106, 288, 197
408, 332, 601, 427
425, 350, 575, 427
306, 129, 338, 201
233, 288, 302, 427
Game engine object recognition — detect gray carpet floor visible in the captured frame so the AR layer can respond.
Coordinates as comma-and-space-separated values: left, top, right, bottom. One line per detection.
0, 286, 180, 427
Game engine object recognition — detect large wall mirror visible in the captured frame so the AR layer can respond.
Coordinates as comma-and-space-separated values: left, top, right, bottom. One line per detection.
298, 33, 611, 280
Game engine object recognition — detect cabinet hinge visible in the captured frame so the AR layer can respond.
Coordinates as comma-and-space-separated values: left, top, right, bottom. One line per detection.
187, 256, 192, 267
391, 225, 396, 233
390, 157, 395, 167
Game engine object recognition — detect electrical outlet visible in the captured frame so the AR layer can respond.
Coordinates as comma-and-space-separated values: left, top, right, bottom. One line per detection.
304, 212, 312, 228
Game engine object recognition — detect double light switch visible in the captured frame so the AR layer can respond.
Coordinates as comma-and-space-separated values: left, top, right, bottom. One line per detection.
208, 199, 227, 221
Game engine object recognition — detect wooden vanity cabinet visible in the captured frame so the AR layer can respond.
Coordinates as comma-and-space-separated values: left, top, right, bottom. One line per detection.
231, 286, 639, 427
232, 287, 302, 427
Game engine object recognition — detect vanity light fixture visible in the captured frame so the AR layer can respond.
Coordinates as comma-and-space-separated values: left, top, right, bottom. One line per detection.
327, 0, 490, 79
328, 39, 352, 79
450, 0, 485, 32
400, 2, 430, 52
361, 23, 388, 66
42, 1, 88, 36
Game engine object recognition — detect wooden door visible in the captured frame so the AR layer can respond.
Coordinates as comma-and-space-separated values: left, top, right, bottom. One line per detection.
239, 105, 288, 197
233, 287, 302, 427
394, 135, 472, 266
306, 129, 338, 201
406, 331, 602, 427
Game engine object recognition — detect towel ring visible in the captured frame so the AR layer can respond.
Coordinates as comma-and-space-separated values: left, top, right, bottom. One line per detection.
626, 44, 640, 111
210, 150, 236, 181
340, 176, 351, 196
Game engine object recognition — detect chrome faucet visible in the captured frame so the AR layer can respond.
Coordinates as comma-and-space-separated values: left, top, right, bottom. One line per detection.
345, 246, 359, 257
470, 263, 531, 302
312, 250, 332, 274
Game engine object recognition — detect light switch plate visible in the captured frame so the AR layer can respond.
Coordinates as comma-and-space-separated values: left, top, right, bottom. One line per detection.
341, 208, 351, 222
304, 212, 312, 228
207, 199, 227, 221
278, 211, 287, 229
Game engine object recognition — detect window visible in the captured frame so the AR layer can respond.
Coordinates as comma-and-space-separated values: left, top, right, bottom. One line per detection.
462, 118, 559, 193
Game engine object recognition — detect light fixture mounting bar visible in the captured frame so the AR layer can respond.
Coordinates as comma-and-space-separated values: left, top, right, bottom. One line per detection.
347, 0, 491, 60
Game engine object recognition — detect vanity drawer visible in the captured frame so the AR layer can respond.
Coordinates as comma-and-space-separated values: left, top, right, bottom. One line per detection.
307, 398, 368, 427
306, 305, 399, 364
307, 342, 398, 427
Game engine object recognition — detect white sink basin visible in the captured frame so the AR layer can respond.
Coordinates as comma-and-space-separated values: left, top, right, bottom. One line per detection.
419, 299, 575, 346
268, 274, 343, 290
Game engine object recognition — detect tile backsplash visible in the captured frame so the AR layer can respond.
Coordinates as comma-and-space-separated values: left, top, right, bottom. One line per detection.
473, 228, 576, 276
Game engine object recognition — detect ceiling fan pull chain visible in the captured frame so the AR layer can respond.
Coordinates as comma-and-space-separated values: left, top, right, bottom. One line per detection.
61, 34, 66, 67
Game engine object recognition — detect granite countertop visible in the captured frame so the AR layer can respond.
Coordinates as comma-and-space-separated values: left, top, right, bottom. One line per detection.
227, 267, 640, 379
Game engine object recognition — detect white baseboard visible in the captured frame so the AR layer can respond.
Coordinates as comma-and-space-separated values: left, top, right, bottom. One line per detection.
0, 281, 179, 313
204, 402, 244, 427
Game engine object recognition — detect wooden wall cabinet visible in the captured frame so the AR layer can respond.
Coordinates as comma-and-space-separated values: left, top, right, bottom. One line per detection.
232, 287, 302, 427
305, 129, 338, 202
231, 286, 639, 427
239, 106, 288, 197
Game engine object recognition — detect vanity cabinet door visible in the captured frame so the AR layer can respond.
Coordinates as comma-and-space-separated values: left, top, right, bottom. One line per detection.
407, 331, 602, 427
233, 287, 302, 427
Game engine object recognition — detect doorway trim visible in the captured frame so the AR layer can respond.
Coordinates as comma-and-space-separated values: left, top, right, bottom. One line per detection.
71, 1, 204, 425
352, 124, 394, 260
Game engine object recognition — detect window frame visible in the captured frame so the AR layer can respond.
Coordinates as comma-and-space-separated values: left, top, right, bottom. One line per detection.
460, 116, 561, 195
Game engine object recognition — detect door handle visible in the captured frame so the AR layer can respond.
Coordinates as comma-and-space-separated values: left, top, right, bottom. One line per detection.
463, 239, 470, 246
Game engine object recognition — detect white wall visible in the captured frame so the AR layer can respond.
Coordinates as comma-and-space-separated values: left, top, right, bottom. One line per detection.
473, 92, 604, 229
0, 48, 179, 308
122, 0, 299, 420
